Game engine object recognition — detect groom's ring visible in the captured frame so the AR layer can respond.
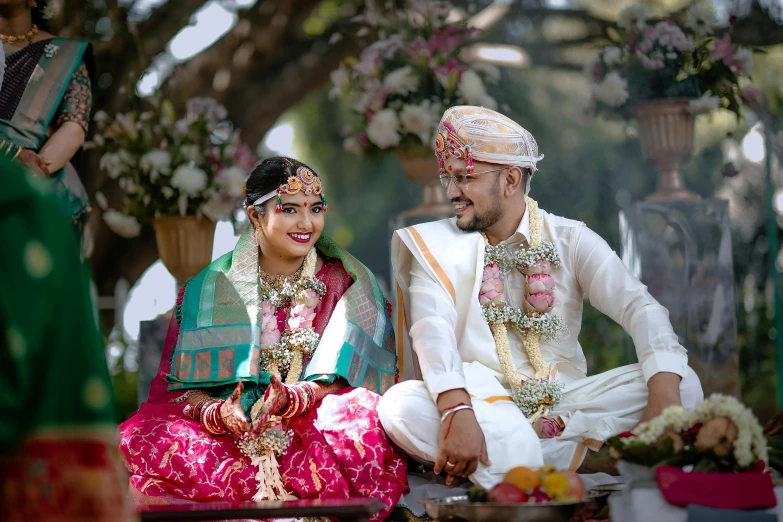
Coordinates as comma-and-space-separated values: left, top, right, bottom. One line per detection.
445, 461, 456, 469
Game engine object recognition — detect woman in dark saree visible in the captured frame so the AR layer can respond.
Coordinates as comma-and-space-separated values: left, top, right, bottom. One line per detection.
1, 0, 93, 226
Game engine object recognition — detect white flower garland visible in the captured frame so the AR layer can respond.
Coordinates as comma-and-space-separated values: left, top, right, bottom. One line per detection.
624, 394, 767, 468
237, 427, 296, 501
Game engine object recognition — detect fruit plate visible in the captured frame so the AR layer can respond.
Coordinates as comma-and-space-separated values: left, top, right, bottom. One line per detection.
421, 494, 592, 522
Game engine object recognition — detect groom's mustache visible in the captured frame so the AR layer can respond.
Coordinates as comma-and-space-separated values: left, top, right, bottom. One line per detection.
450, 198, 472, 204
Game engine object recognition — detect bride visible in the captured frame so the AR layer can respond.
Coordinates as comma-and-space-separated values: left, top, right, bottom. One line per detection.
120, 156, 406, 520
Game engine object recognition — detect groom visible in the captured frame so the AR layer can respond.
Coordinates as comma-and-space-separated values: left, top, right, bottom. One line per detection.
379, 106, 704, 488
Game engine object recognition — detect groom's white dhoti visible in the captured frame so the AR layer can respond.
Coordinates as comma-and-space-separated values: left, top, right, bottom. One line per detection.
379, 211, 704, 488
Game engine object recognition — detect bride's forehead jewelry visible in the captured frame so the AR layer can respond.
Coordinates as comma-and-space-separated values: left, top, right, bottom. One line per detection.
253, 166, 328, 213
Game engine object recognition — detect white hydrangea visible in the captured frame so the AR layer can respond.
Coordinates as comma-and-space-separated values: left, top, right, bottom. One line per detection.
592, 71, 629, 107
383, 66, 420, 95
617, 4, 651, 31
400, 101, 438, 144
218, 166, 247, 198
686, 4, 717, 35
139, 150, 171, 182
99, 150, 133, 179
103, 209, 141, 238
171, 165, 208, 196
366, 109, 401, 149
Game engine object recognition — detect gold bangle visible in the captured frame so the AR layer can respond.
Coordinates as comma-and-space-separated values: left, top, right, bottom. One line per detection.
11, 146, 22, 162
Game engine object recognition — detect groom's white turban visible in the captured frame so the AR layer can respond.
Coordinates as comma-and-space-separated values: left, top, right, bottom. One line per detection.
434, 106, 544, 173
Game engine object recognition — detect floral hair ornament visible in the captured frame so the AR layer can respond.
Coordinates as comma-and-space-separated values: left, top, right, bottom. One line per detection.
252, 166, 327, 213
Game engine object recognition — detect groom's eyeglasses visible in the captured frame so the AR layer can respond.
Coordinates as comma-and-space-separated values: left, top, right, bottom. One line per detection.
439, 166, 508, 190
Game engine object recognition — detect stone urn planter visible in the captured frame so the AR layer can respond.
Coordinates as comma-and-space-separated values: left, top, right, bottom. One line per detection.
397, 149, 453, 218
152, 216, 216, 286
631, 98, 700, 202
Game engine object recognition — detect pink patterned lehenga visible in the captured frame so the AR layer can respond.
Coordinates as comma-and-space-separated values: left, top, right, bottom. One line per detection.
119, 232, 407, 520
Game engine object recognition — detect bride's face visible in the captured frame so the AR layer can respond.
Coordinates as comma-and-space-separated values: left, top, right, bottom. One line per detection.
253, 191, 325, 259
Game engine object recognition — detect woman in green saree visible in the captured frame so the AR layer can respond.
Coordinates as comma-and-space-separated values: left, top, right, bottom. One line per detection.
120, 157, 407, 520
0, 156, 135, 521
1, 0, 93, 226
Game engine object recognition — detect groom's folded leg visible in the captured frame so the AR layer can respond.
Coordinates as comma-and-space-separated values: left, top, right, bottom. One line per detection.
379, 380, 440, 466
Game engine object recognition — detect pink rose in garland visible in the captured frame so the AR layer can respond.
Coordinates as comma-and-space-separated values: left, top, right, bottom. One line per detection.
526, 273, 555, 294
289, 304, 316, 331
525, 292, 554, 314
260, 301, 281, 347
480, 263, 505, 305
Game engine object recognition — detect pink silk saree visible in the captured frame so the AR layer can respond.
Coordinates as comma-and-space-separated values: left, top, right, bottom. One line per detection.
119, 260, 407, 521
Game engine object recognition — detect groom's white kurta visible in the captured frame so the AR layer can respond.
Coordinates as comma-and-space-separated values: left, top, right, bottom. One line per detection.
379, 209, 703, 486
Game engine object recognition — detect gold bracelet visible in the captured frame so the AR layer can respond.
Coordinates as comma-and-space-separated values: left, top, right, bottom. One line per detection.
11, 146, 22, 162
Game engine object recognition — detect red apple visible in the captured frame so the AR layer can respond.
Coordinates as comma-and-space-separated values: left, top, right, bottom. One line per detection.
558, 470, 585, 501
487, 482, 529, 503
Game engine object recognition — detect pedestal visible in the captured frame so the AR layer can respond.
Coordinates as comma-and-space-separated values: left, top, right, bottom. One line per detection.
137, 316, 170, 404
619, 199, 740, 397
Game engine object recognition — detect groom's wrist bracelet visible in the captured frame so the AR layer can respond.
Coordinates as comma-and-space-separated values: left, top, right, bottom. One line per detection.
440, 404, 473, 423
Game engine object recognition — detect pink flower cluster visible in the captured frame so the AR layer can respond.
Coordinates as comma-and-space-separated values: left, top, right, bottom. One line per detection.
710, 34, 752, 76
261, 301, 281, 347
289, 290, 320, 331
479, 263, 505, 305
523, 261, 555, 314
636, 21, 693, 70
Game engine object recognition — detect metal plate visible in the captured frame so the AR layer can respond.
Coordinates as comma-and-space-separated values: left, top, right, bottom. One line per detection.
421, 494, 591, 522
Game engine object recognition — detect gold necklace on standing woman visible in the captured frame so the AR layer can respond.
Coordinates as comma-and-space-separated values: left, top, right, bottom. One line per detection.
0, 24, 38, 44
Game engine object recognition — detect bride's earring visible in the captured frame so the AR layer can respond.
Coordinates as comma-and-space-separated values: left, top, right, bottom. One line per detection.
29, 0, 38, 7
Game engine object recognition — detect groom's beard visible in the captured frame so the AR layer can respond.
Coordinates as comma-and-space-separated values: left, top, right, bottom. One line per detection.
454, 184, 503, 233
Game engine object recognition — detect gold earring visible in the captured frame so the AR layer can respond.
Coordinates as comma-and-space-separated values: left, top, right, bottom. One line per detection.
29, 0, 37, 8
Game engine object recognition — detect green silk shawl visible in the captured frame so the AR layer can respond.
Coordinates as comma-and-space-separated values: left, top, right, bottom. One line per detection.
0, 37, 90, 220
166, 228, 398, 395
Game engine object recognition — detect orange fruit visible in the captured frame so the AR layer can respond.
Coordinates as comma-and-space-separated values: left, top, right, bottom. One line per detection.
502, 466, 540, 491
541, 472, 570, 500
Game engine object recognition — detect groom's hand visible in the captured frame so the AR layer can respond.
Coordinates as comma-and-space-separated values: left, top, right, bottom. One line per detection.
639, 372, 682, 423
435, 389, 491, 485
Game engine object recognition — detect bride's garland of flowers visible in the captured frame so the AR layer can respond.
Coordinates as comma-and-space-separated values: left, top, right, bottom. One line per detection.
237, 248, 326, 502
258, 248, 326, 385
480, 196, 567, 421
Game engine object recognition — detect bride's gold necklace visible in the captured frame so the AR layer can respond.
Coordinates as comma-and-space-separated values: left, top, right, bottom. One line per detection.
0, 24, 38, 44
259, 265, 304, 293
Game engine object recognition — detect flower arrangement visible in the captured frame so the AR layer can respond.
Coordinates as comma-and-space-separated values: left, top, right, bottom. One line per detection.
330, 0, 500, 155
585, 3, 760, 117
90, 97, 258, 238
607, 394, 768, 472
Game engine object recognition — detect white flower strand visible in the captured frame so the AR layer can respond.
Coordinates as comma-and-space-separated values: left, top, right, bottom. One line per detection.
237, 428, 295, 501
623, 394, 767, 468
